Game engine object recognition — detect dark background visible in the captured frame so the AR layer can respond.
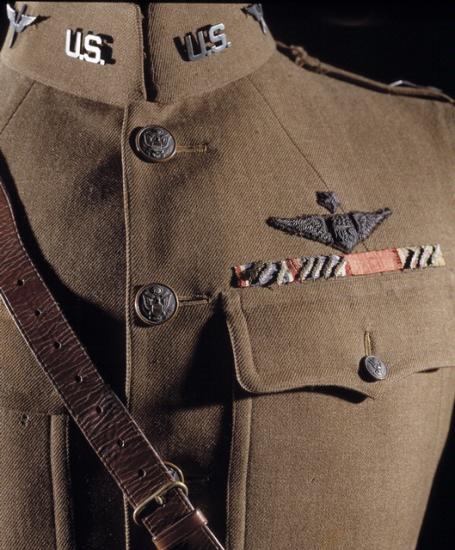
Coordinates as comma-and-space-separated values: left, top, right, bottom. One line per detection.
0, 3, 453, 549
0, 3, 454, 95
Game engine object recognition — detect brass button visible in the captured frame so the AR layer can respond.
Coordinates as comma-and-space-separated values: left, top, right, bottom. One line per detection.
135, 283, 178, 325
134, 126, 176, 162
363, 355, 388, 380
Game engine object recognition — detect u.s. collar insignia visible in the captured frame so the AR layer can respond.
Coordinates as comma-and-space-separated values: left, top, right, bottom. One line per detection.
267, 192, 392, 253
182, 23, 231, 62
6, 3, 37, 48
243, 3, 269, 34
65, 29, 114, 66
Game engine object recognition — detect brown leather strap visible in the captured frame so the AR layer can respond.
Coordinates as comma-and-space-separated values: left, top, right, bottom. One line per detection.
153, 509, 209, 550
0, 177, 224, 550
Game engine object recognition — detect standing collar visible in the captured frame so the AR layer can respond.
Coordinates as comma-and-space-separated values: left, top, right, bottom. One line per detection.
0, 2, 276, 106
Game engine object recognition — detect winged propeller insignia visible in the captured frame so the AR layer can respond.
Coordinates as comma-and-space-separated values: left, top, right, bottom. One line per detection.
6, 3, 37, 48
267, 192, 392, 253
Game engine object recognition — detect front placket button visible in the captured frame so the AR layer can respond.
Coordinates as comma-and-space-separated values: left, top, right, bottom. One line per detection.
134, 126, 176, 162
135, 283, 179, 325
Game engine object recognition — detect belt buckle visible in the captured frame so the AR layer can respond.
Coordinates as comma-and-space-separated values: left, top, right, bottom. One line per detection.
133, 462, 189, 525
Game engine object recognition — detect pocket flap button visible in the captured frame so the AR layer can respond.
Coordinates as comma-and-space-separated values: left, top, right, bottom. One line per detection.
363, 355, 388, 381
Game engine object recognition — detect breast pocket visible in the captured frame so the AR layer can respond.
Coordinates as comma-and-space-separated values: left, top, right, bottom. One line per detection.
221, 266, 455, 550
223, 265, 455, 398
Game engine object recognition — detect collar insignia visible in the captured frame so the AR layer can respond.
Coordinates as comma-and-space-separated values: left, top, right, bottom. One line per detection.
183, 23, 232, 62
6, 3, 37, 48
267, 192, 392, 253
244, 3, 269, 34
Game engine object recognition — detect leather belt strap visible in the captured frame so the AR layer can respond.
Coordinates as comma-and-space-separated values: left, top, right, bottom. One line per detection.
0, 177, 225, 550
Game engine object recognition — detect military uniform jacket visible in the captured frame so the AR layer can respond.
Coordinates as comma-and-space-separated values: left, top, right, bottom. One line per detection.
0, 3, 454, 549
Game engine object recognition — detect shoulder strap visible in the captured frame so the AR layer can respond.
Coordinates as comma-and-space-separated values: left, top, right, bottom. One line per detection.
277, 42, 454, 104
0, 177, 225, 550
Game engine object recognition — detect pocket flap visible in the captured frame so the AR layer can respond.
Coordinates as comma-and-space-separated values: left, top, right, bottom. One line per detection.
221, 268, 455, 399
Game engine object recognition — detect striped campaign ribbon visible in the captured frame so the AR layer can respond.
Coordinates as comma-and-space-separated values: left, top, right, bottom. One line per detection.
233, 244, 445, 288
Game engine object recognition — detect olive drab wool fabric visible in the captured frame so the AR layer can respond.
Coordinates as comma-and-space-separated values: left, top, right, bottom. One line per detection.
0, 2, 454, 549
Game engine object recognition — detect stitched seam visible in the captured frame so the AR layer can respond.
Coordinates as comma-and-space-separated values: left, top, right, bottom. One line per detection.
236, 294, 269, 383
0, 55, 128, 108
0, 79, 35, 137
225, 379, 237, 550
242, 398, 253, 550
145, 4, 157, 100
133, 3, 147, 102
120, 104, 133, 411
246, 75, 371, 254
63, 415, 77, 549
49, 416, 59, 550
225, 365, 252, 549
224, 294, 259, 390
120, 103, 134, 550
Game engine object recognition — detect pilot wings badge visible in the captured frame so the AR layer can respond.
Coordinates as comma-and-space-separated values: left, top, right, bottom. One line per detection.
6, 3, 37, 48
267, 192, 392, 253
